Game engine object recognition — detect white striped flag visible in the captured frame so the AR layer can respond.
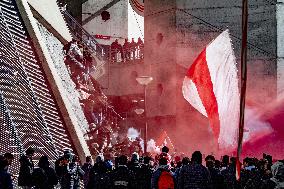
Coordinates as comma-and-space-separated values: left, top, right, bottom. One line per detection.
182, 30, 240, 151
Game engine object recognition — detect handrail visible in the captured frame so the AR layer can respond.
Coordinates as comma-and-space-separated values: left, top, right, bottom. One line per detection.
62, 10, 106, 60
61, 9, 111, 75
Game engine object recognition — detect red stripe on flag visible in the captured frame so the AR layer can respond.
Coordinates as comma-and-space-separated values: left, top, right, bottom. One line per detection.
186, 49, 220, 139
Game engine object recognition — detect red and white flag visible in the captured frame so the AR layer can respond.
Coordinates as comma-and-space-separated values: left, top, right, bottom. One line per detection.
182, 30, 240, 150
156, 131, 175, 151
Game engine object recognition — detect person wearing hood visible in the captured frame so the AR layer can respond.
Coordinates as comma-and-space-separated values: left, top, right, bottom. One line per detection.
55, 151, 84, 189
128, 152, 140, 170
151, 157, 175, 189
261, 161, 284, 189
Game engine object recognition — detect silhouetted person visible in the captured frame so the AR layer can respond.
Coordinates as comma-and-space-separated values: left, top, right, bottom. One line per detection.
178, 151, 212, 189
205, 155, 225, 189
18, 147, 35, 189
32, 155, 58, 189
82, 156, 93, 188
129, 38, 136, 60
56, 151, 85, 189
0, 153, 14, 189
221, 155, 230, 171
260, 161, 284, 189
175, 157, 190, 186
151, 157, 175, 189
136, 156, 153, 189
128, 153, 141, 188
110, 39, 120, 62
122, 39, 130, 61
157, 146, 171, 165
87, 155, 110, 189
110, 155, 134, 188
137, 37, 144, 59
221, 156, 238, 189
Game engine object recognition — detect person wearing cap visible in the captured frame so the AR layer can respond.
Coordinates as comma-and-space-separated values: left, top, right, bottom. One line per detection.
55, 150, 85, 189
18, 147, 35, 189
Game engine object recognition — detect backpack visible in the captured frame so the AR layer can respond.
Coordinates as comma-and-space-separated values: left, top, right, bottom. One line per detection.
158, 171, 174, 189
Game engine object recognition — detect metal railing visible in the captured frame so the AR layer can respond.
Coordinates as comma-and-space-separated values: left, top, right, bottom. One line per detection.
61, 9, 110, 80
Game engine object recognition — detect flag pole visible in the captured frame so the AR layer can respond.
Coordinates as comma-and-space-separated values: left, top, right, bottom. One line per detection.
237, 0, 248, 180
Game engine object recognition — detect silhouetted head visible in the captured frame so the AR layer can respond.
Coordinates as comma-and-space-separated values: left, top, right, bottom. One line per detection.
118, 155, 128, 165
222, 155, 229, 166
162, 146, 169, 153
230, 157, 237, 166
143, 156, 151, 164
243, 157, 253, 167
205, 155, 215, 168
191, 151, 202, 164
38, 156, 49, 169
26, 147, 35, 158
215, 160, 221, 169
96, 155, 104, 163
182, 157, 190, 165
4, 153, 14, 165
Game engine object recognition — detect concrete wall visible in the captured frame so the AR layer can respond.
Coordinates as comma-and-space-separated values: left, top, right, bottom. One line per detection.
144, 0, 177, 116
17, 0, 91, 161
27, 0, 72, 42
37, 22, 89, 134
82, 0, 128, 45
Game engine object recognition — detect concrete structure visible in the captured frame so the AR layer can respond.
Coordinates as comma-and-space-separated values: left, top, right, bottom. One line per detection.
82, 0, 129, 45
0, 0, 90, 177
17, 0, 91, 161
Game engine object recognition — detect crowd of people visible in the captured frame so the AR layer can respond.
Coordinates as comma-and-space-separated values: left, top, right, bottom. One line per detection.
1, 145, 284, 189
110, 37, 144, 62
63, 38, 123, 154
63, 38, 94, 89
